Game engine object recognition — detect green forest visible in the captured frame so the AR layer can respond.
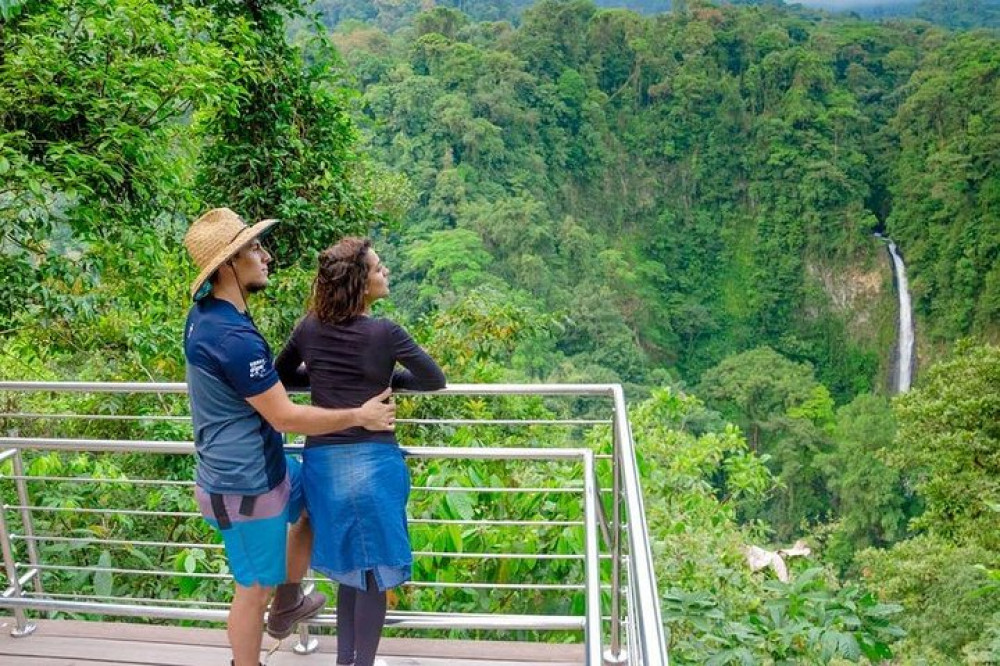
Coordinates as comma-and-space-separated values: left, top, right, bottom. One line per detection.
2, 0, 999, 663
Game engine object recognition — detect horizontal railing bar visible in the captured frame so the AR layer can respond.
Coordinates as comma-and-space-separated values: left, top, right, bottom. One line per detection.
30, 593, 619, 625
391, 551, 589, 561
14, 535, 600, 561
1, 413, 191, 422
400, 582, 588, 591
0, 413, 610, 426
412, 446, 594, 462
0, 597, 587, 630
412, 551, 599, 561
410, 519, 584, 527
0, 475, 586, 495
3, 445, 607, 467
0, 383, 192, 394
414, 486, 581, 494
0, 439, 591, 462
22, 563, 225, 579
14, 534, 223, 550
31, 594, 631, 622
32, 592, 232, 608
402, 418, 611, 426
17, 564, 588, 591
5, 505, 198, 518
6, 505, 613, 525
0, 382, 617, 397
0, 438, 191, 454
8, 589, 593, 615
379, 613, 585, 630
2, 475, 194, 486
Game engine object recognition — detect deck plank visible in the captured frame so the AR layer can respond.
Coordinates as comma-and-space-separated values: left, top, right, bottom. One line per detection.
0, 618, 583, 665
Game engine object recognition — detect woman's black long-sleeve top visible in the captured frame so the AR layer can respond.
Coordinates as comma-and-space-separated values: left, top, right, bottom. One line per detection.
275, 313, 446, 447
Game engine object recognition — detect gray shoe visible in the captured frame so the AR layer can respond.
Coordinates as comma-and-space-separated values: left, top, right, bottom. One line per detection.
266, 583, 327, 639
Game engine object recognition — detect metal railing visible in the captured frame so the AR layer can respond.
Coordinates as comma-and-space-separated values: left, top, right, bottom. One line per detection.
0, 381, 667, 665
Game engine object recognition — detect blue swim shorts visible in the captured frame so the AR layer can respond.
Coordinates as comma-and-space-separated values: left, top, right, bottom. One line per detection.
195, 455, 304, 588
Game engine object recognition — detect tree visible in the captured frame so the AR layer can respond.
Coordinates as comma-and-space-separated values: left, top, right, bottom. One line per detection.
886, 32, 1000, 343
636, 388, 902, 664
858, 342, 1000, 660
816, 394, 912, 569
698, 347, 818, 450
404, 228, 494, 308
699, 347, 835, 538
0, 0, 229, 327
889, 340, 1000, 550
195, 1, 376, 262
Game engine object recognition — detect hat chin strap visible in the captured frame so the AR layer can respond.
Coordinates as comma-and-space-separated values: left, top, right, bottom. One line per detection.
227, 260, 252, 317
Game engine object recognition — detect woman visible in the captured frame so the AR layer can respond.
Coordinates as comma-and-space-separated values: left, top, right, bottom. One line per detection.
276, 237, 445, 666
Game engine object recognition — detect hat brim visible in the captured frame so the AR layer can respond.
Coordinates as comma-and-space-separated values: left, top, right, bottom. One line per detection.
189, 218, 279, 299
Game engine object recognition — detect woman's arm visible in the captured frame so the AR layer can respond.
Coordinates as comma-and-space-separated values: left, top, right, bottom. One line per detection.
275, 321, 310, 389
386, 321, 446, 391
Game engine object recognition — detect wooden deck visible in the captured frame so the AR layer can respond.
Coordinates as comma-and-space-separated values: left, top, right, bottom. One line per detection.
0, 617, 584, 665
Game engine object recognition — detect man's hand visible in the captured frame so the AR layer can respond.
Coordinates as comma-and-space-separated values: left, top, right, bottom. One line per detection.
358, 387, 395, 431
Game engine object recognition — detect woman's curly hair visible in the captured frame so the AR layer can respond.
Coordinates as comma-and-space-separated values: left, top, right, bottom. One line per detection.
310, 237, 372, 324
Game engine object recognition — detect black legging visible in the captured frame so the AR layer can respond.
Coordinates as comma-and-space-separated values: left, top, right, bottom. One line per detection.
336, 571, 387, 666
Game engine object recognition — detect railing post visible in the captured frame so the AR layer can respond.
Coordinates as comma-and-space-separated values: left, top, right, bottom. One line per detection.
12, 450, 43, 595
0, 448, 37, 637
292, 577, 320, 655
611, 386, 668, 666
605, 402, 626, 666
583, 451, 604, 666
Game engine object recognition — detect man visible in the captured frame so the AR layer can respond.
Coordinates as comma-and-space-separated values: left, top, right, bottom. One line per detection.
183, 208, 395, 666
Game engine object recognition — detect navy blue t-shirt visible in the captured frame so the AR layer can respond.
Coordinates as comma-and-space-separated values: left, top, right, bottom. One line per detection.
184, 296, 285, 495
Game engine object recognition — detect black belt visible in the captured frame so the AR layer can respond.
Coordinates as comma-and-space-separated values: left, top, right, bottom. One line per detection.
209, 493, 258, 530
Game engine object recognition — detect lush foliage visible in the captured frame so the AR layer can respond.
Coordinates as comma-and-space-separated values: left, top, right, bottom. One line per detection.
885, 32, 1000, 342
854, 342, 1000, 662
635, 388, 904, 664
194, 2, 378, 261
335, 0, 937, 399
2, 0, 1000, 664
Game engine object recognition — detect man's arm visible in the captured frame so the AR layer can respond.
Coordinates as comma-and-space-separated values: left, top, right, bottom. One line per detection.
247, 383, 395, 435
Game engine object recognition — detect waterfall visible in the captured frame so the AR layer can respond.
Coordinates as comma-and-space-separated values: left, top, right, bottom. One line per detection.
886, 240, 915, 392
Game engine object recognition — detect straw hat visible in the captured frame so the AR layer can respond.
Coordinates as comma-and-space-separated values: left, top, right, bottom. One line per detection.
184, 208, 278, 298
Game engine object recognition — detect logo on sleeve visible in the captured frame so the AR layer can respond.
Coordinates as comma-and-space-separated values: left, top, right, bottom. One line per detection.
249, 358, 268, 379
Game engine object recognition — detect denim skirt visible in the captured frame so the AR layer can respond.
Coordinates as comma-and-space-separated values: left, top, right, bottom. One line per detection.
302, 442, 411, 592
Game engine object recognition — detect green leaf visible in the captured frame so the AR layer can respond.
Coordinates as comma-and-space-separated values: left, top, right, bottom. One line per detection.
839, 632, 861, 660
445, 492, 475, 520
0, 0, 27, 20
94, 550, 113, 597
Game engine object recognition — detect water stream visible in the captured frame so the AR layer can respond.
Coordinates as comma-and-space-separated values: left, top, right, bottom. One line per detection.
885, 239, 915, 392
